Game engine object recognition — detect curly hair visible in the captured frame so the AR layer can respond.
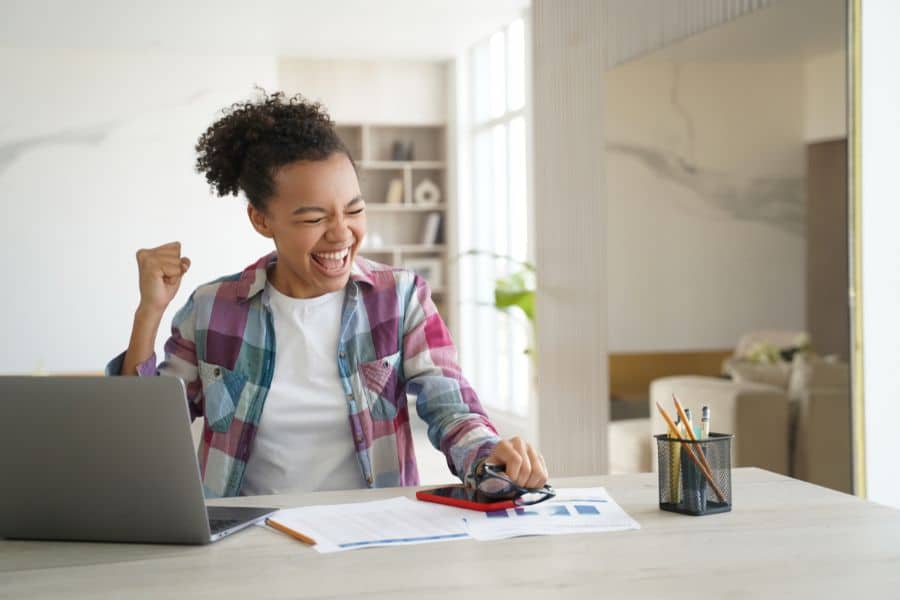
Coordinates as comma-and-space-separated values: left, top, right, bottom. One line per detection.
195, 89, 353, 210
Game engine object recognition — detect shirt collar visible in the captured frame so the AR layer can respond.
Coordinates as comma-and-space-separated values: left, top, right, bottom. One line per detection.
236, 251, 375, 303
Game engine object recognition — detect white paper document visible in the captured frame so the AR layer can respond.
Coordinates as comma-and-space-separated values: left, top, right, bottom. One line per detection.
265, 496, 469, 553
461, 487, 641, 541
265, 488, 639, 552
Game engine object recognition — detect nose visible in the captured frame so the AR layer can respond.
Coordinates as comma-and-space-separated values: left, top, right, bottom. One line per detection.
325, 213, 353, 244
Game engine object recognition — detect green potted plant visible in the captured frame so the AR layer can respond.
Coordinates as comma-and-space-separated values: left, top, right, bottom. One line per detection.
461, 250, 536, 356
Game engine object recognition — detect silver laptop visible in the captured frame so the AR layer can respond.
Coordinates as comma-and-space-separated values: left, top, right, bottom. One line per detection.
0, 376, 276, 544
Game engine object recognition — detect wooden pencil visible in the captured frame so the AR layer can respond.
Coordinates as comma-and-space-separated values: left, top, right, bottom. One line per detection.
266, 517, 317, 546
671, 395, 716, 476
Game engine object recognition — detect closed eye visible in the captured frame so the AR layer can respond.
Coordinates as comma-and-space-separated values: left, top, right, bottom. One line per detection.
299, 205, 364, 225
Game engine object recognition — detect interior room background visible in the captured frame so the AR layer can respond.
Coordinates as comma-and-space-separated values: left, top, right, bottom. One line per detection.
0, 0, 845, 464
0, 1, 533, 485
4, 0, 894, 505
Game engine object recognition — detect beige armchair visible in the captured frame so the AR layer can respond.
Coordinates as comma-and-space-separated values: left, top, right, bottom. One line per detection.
790, 355, 852, 493
649, 376, 791, 475
607, 331, 851, 487
647, 355, 852, 493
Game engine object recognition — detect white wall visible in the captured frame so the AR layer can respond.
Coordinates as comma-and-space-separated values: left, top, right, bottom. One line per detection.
605, 58, 807, 352
804, 49, 847, 141
0, 49, 277, 374
861, 0, 900, 509
278, 59, 447, 124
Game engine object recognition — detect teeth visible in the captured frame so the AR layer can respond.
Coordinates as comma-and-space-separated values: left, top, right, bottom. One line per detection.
313, 248, 349, 261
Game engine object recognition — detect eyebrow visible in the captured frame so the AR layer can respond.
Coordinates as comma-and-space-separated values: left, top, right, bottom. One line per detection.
291, 196, 364, 216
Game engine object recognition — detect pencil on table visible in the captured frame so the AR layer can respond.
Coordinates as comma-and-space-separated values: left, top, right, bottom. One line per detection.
266, 517, 317, 545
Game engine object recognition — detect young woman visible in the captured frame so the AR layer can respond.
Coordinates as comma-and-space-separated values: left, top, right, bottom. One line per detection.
108, 91, 548, 498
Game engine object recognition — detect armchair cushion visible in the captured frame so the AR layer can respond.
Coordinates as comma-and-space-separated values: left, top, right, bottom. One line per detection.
734, 330, 808, 360
725, 359, 792, 390
649, 376, 791, 476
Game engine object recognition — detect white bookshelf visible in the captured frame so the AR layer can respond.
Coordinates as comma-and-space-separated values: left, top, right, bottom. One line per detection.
365, 204, 447, 213
335, 123, 452, 328
358, 160, 446, 169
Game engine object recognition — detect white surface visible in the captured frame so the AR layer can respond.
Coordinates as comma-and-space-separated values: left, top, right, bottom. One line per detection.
265, 496, 468, 553
861, 0, 900, 509
462, 487, 639, 541
605, 58, 807, 351
241, 286, 362, 496
3, 469, 900, 598
278, 60, 448, 124
0, 48, 276, 374
0, 0, 529, 60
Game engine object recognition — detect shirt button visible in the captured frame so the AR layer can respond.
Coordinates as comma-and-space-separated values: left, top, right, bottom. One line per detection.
339, 352, 346, 358
213, 367, 221, 377
366, 475, 374, 485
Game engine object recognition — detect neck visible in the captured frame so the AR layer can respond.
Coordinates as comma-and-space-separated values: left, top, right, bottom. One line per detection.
268, 263, 311, 299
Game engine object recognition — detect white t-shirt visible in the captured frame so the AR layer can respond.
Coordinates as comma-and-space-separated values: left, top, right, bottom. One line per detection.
240, 283, 363, 495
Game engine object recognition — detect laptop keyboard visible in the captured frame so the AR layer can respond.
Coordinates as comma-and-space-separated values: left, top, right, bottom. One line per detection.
206, 506, 275, 536
209, 519, 244, 534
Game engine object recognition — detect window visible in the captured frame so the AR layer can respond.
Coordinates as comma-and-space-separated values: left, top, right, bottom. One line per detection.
459, 18, 531, 417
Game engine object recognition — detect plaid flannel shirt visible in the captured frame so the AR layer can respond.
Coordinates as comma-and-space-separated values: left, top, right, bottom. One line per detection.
107, 252, 500, 498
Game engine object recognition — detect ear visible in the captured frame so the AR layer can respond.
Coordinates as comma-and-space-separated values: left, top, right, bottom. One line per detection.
247, 204, 274, 239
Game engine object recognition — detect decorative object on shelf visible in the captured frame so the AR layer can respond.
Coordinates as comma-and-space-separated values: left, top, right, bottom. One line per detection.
421, 212, 442, 245
391, 141, 406, 161
404, 257, 443, 289
414, 178, 441, 206
384, 178, 404, 205
390, 140, 415, 161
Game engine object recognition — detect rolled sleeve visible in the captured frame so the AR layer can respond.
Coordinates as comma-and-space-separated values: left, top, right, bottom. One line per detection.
105, 350, 158, 377
402, 273, 500, 480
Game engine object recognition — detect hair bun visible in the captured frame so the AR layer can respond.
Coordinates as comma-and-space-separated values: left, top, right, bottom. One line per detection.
195, 89, 348, 207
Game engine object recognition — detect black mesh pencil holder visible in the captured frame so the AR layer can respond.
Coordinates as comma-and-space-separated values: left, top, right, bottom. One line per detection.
655, 433, 733, 516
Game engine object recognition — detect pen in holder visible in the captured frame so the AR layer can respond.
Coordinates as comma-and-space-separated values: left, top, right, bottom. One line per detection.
655, 433, 733, 516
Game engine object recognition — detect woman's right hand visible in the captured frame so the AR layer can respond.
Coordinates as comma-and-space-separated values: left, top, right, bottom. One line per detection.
136, 241, 191, 315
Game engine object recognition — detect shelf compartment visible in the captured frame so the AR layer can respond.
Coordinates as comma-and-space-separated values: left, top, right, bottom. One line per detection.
368, 125, 446, 162
335, 125, 363, 160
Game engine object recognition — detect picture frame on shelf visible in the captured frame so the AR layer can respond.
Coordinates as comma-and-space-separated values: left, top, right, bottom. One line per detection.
403, 257, 443, 290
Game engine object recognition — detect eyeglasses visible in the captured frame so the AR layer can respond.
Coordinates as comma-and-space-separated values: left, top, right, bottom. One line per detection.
474, 463, 556, 506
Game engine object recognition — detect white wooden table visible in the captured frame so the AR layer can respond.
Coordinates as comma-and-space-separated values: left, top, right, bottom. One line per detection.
2, 468, 899, 599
